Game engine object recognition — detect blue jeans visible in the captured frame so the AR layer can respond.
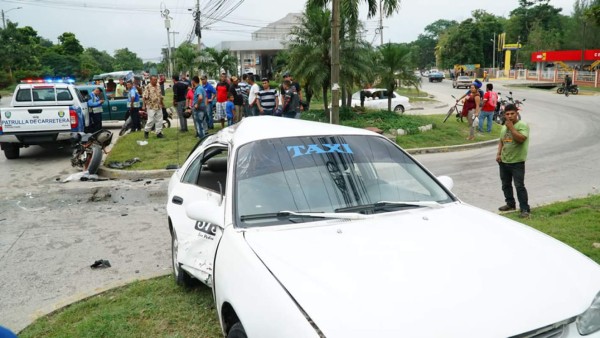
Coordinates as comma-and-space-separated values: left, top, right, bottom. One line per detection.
206, 101, 215, 128
499, 161, 530, 212
262, 108, 274, 115
479, 110, 494, 132
192, 107, 206, 138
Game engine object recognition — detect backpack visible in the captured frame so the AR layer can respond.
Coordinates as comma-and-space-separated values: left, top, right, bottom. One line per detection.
487, 92, 498, 110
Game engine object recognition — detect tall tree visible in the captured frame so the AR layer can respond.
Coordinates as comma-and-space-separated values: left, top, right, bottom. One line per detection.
174, 42, 200, 77
507, 0, 563, 43
307, 0, 402, 124
113, 48, 143, 71
57, 32, 83, 55
0, 23, 43, 82
437, 19, 484, 69
83, 48, 115, 73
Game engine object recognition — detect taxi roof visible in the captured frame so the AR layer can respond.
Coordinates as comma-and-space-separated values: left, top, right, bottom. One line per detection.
211, 116, 377, 148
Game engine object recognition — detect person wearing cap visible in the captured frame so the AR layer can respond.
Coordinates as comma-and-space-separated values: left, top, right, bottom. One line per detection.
496, 103, 530, 218
215, 72, 230, 127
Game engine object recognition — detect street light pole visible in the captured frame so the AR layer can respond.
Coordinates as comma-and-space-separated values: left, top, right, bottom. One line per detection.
161, 8, 173, 78
491, 33, 496, 75
2, 7, 22, 29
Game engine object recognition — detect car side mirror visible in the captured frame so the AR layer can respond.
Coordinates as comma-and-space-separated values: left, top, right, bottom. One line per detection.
186, 200, 224, 227
437, 175, 454, 191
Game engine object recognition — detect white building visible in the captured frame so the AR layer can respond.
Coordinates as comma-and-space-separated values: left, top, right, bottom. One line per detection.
214, 13, 301, 78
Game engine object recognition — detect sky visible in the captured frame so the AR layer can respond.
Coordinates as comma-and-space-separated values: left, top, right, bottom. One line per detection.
0, 0, 577, 62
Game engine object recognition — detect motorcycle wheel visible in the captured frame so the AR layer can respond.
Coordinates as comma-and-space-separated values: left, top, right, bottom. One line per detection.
84, 144, 103, 175
557, 87, 564, 94
572, 88, 579, 95
163, 119, 171, 129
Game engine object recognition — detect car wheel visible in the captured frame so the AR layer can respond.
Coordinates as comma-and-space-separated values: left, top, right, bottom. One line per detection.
171, 228, 195, 287
3, 144, 20, 159
227, 322, 247, 338
394, 105, 405, 114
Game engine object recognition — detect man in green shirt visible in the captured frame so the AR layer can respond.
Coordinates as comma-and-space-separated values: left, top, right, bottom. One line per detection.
496, 104, 530, 218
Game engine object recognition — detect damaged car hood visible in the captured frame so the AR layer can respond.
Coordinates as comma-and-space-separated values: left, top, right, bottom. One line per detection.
244, 203, 600, 338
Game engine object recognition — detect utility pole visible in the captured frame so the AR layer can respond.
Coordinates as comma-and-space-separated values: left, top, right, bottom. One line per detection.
195, 0, 202, 53
491, 33, 496, 73
170, 31, 179, 74
161, 8, 173, 78
379, 0, 383, 46
331, 0, 340, 124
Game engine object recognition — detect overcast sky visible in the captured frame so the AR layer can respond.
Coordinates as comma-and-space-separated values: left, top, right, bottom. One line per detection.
1, 0, 576, 61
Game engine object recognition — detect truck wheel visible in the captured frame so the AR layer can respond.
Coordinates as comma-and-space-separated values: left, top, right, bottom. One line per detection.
3, 144, 19, 159
84, 144, 102, 175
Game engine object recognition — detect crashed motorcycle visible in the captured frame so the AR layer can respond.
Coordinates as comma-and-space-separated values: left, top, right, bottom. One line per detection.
70, 129, 113, 175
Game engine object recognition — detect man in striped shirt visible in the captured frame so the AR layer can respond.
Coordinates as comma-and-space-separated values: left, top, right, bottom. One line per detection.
257, 78, 278, 115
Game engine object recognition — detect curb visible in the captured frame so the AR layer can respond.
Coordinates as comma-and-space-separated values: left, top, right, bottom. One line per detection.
405, 138, 498, 155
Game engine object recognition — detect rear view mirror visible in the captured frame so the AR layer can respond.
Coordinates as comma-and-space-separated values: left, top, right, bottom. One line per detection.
437, 176, 454, 191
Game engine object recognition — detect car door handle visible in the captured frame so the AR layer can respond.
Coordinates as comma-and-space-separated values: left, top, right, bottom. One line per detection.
172, 196, 184, 205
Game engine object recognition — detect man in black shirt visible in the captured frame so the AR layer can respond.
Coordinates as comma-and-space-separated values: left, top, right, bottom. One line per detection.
172, 75, 189, 132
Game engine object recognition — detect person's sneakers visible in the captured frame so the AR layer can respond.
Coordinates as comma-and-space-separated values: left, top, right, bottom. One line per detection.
519, 210, 531, 218
156, 133, 165, 139
498, 205, 516, 212
144, 131, 149, 139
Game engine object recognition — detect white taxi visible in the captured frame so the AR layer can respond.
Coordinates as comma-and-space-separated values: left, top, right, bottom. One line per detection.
166, 116, 600, 338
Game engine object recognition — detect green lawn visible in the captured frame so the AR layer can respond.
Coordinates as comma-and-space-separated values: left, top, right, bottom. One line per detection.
107, 109, 500, 171
19, 193, 600, 337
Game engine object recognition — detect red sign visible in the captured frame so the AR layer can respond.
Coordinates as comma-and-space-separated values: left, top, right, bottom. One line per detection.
531, 50, 600, 62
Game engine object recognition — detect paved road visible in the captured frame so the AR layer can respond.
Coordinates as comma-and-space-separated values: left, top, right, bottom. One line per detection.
1, 79, 599, 332
416, 79, 600, 211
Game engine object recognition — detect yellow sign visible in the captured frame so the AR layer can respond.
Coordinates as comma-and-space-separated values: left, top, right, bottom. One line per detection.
504, 43, 522, 49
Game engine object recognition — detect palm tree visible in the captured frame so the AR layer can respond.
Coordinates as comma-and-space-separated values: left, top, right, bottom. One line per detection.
376, 43, 418, 112
287, 5, 375, 114
174, 42, 199, 78
307, 0, 402, 123
199, 47, 237, 77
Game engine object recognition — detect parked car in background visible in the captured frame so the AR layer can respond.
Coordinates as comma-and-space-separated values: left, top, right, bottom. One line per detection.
349, 88, 411, 113
428, 71, 444, 82
452, 75, 472, 89
167, 116, 600, 338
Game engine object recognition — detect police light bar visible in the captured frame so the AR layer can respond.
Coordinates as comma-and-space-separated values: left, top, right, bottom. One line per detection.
20, 77, 75, 84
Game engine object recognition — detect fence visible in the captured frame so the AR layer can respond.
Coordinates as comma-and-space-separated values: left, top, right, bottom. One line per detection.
520, 69, 600, 87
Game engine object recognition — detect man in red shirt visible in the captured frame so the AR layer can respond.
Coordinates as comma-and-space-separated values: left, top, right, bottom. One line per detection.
479, 83, 498, 133
215, 72, 230, 129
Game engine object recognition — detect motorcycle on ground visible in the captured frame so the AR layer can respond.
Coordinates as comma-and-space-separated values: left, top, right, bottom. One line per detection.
71, 129, 113, 175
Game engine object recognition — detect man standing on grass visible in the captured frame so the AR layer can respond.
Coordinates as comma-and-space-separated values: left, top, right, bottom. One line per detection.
257, 78, 278, 115
247, 73, 260, 117
142, 75, 165, 139
191, 76, 207, 138
215, 72, 230, 127
496, 104, 530, 218
172, 75, 189, 132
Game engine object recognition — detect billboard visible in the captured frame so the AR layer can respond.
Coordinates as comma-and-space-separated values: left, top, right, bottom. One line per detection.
531, 50, 600, 62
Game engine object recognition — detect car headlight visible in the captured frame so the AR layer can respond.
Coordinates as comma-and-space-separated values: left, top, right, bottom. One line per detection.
577, 290, 600, 335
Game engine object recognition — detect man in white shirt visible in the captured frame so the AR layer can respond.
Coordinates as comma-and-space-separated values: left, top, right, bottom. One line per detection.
247, 73, 260, 117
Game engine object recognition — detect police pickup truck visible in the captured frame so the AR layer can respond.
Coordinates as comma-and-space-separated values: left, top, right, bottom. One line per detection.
0, 80, 88, 159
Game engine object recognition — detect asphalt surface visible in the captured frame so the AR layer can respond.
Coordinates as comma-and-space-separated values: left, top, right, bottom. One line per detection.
1, 79, 599, 332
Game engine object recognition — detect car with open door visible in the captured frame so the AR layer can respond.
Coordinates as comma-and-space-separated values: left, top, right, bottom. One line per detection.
166, 116, 600, 338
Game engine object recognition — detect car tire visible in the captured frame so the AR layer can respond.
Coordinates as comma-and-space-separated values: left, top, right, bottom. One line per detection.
394, 105, 405, 114
227, 322, 247, 338
171, 228, 195, 287
3, 144, 20, 159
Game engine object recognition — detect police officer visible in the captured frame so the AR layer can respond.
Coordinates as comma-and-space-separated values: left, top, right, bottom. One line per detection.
87, 87, 104, 133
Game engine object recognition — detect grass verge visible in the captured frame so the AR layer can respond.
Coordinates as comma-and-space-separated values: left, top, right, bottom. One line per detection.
106, 111, 500, 170
18, 194, 600, 337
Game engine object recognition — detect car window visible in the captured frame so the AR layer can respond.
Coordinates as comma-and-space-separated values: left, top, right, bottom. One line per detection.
182, 145, 229, 192
32, 88, 55, 101
74, 88, 86, 103
352, 92, 361, 100
56, 88, 73, 101
15, 89, 32, 102
235, 135, 454, 227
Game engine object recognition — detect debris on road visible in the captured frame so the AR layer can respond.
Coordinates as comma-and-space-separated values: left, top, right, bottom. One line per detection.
90, 259, 111, 269
107, 158, 142, 169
